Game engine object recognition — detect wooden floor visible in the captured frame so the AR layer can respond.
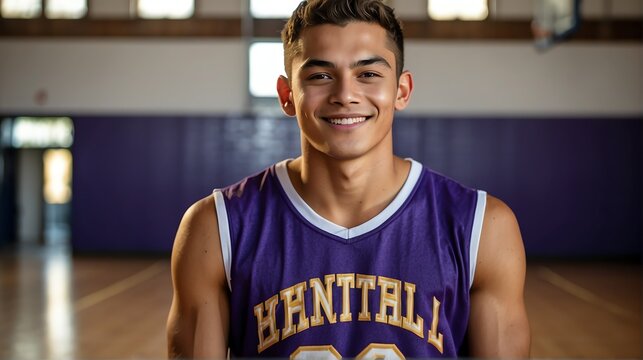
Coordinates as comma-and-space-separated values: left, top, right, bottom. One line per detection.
0, 244, 640, 359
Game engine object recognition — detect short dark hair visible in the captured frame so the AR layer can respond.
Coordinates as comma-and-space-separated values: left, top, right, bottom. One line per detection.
281, 0, 405, 79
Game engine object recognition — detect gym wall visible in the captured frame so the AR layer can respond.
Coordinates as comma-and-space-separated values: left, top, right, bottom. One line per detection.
0, 0, 641, 257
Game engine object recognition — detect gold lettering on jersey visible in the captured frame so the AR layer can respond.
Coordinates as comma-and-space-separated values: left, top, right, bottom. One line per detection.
355, 343, 405, 360
428, 296, 444, 354
310, 275, 337, 326
375, 276, 402, 327
356, 274, 376, 321
402, 282, 424, 338
254, 274, 447, 353
291, 345, 342, 360
280, 281, 310, 339
253, 294, 280, 353
336, 273, 355, 322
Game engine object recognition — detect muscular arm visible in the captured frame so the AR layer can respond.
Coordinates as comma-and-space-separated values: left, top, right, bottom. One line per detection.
468, 195, 530, 358
167, 196, 230, 359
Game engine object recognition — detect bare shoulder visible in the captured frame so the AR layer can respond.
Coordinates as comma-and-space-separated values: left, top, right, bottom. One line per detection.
177, 195, 219, 248
171, 195, 227, 296
474, 194, 525, 290
468, 194, 530, 357
482, 195, 520, 238
167, 195, 229, 358
174, 195, 218, 260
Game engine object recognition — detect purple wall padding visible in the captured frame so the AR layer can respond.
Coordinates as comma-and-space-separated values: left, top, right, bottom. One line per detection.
71, 116, 301, 253
393, 117, 642, 258
72, 116, 642, 257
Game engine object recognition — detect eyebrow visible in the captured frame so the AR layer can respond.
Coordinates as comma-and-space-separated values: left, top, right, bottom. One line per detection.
352, 56, 391, 69
300, 56, 392, 70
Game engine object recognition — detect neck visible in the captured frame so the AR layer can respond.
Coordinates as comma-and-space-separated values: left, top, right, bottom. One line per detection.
287, 139, 410, 228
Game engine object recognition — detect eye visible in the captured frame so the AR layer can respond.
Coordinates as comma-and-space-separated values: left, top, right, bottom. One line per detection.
308, 73, 332, 80
359, 71, 381, 78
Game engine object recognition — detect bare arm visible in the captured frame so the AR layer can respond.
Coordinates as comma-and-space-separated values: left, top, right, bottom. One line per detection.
167, 196, 229, 359
468, 195, 531, 358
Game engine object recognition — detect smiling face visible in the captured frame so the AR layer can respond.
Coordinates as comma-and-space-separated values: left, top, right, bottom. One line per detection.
277, 21, 413, 161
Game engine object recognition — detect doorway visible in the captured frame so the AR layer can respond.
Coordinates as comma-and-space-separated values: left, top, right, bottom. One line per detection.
0, 117, 73, 247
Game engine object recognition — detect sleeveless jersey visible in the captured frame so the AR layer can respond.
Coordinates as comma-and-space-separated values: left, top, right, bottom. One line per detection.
213, 159, 486, 358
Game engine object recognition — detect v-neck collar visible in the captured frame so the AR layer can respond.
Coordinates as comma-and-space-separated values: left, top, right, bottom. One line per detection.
275, 159, 422, 241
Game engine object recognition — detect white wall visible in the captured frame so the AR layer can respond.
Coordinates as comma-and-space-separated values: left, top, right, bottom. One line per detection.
404, 41, 643, 116
0, 39, 247, 115
0, 38, 640, 116
2, 0, 640, 116
90, 0, 131, 18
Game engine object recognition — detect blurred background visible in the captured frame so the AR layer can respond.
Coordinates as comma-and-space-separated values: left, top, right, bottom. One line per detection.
0, 0, 641, 359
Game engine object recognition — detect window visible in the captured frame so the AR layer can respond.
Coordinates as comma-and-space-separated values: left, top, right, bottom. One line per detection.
138, 0, 194, 19
43, 149, 73, 205
250, 0, 302, 18
428, 0, 488, 21
1, 0, 87, 19
249, 42, 285, 98
46, 0, 87, 19
1, 0, 41, 18
248, 0, 300, 100
7, 117, 74, 149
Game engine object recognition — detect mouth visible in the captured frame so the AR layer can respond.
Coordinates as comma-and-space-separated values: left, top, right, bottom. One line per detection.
321, 115, 371, 126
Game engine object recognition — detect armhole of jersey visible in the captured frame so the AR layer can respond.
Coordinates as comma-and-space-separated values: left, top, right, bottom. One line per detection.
469, 190, 487, 289
213, 189, 232, 292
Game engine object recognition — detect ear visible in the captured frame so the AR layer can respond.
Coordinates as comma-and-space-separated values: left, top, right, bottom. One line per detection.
277, 75, 296, 117
394, 70, 413, 111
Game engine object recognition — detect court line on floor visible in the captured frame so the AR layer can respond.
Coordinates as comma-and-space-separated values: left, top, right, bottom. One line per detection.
74, 261, 166, 312
537, 266, 636, 319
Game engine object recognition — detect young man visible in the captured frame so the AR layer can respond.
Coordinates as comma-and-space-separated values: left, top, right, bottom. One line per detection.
167, 0, 530, 358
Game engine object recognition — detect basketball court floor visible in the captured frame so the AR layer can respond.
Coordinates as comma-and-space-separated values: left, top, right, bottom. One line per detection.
0, 243, 640, 359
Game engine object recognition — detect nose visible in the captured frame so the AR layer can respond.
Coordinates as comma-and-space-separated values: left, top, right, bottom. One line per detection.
329, 76, 360, 106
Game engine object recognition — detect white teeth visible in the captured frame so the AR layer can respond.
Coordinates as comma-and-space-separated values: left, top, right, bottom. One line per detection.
327, 117, 367, 125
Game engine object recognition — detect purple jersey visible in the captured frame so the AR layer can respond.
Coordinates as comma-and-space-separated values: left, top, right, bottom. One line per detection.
213, 159, 486, 358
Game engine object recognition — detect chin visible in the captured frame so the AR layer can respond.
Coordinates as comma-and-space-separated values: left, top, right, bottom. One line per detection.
322, 145, 373, 161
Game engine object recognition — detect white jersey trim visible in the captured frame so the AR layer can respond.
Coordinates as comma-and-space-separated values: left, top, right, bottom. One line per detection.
275, 158, 423, 241
213, 189, 232, 291
469, 190, 487, 289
